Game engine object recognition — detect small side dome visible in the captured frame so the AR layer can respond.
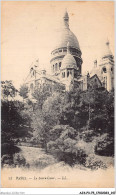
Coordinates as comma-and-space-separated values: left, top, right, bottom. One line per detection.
61, 42, 77, 70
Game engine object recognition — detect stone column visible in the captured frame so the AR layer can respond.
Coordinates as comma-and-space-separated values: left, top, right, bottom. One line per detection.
72, 69, 74, 78
107, 66, 112, 91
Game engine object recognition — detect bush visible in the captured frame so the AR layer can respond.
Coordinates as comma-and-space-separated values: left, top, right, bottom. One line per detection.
1, 154, 13, 167
47, 141, 59, 151
95, 134, 114, 156
1, 143, 21, 156
13, 153, 26, 167
50, 147, 87, 166
47, 125, 87, 166
81, 130, 96, 142
85, 154, 107, 170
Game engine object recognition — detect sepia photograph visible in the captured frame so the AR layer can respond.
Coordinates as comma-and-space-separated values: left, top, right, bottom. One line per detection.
1, 1, 115, 188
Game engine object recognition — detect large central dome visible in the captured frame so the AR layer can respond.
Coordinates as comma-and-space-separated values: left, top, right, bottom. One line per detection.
53, 28, 80, 50
53, 11, 80, 50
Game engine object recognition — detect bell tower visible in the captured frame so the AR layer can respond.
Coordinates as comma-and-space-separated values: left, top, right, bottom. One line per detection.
99, 40, 114, 91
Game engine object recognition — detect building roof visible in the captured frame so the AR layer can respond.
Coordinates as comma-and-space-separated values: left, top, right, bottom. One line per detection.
89, 74, 102, 85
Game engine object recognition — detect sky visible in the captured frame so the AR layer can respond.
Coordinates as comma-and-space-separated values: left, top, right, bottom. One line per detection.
1, 1, 115, 89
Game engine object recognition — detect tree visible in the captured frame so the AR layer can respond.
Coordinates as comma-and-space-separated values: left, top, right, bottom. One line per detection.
32, 84, 52, 110
1, 99, 32, 161
30, 91, 63, 148
80, 87, 114, 135
104, 90, 114, 136
1, 80, 18, 101
42, 92, 63, 128
1, 80, 32, 160
1, 100, 31, 142
59, 89, 82, 130
80, 88, 97, 130
89, 88, 112, 133
19, 84, 28, 101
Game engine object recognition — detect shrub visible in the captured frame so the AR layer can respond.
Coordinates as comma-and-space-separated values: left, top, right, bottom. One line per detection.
13, 153, 26, 167
95, 133, 114, 156
1, 143, 21, 156
85, 154, 107, 170
51, 148, 87, 166
81, 130, 96, 142
1, 154, 13, 167
47, 125, 87, 166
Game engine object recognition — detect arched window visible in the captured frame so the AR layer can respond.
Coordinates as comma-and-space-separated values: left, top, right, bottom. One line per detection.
102, 67, 107, 73
55, 63, 57, 71
59, 62, 61, 69
53, 65, 54, 72
67, 71, 69, 77
62, 72, 65, 78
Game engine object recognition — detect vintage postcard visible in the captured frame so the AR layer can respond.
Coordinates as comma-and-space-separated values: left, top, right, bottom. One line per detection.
1, 1, 115, 188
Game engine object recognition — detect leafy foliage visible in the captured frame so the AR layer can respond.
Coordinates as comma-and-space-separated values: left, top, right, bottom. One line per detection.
13, 153, 27, 167
1, 81, 32, 166
19, 84, 28, 100
95, 133, 114, 156
46, 125, 87, 166
1, 80, 18, 100
32, 84, 52, 109
1, 101, 31, 142
85, 154, 107, 170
